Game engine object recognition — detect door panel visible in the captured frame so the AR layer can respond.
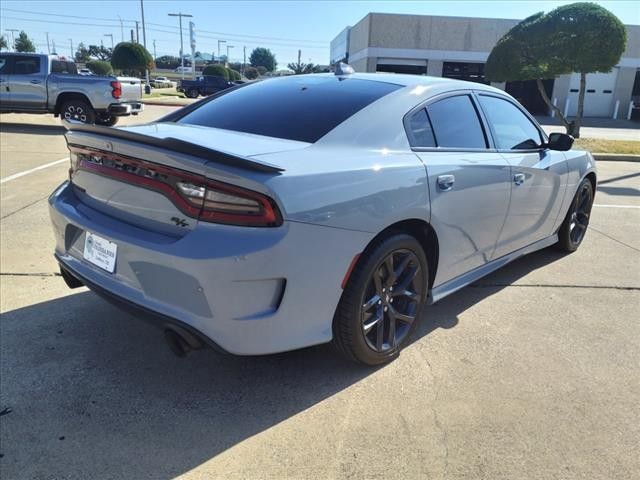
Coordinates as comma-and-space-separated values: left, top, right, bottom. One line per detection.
7, 55, 47, 110
493, 150, 567, 258
418, 151, 511, 285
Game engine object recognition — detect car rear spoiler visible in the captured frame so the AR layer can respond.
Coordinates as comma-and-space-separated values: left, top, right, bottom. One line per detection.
63, 121, 285, 174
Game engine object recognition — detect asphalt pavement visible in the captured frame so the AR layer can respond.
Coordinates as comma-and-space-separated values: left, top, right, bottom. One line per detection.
1, 107, 639, 480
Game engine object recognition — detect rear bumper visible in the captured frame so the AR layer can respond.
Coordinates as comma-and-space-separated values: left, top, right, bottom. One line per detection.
108, 102, 144, 116
49, 181, 372, 355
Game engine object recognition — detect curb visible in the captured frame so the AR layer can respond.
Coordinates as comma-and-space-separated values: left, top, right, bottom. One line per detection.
593, 153, 640, 162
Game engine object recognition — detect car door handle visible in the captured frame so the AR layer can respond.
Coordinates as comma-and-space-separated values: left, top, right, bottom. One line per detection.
30, 79, 42, 84
437, 174, 455, 191
514, 173, 525, 186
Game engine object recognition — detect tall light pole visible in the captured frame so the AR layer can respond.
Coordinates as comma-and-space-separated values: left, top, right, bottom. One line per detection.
104, 34, 114, 49
68, 38, 73, 58
140, 0, 150, 93
243, 46, 246, 76
226, 45, 234, 66
45, 32, 50, 54
153, 39, 156, 59
6, 29, 19, 51
217, 40, 226, 63
168, 12, 193, 79
117, 15, 124, 42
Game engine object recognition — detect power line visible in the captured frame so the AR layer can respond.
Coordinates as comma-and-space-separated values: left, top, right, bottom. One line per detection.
1, 7, 137, 24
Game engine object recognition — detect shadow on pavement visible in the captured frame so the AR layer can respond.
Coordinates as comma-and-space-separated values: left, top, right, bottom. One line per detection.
0, 247, 566, 479
0, 122, 67, 136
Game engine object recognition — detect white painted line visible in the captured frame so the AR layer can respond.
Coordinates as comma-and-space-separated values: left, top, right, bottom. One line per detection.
593, 204, 640, 209
0, 157, 68, 184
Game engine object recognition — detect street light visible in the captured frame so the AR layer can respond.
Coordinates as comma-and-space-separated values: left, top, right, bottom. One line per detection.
217, 40, 226, 62
168, 12, 193, 80
117, 15, 124, 42
68, 38, 73, 58
226, 45, 234, 65
104, 34, 114, 49
6, 29, 19, 51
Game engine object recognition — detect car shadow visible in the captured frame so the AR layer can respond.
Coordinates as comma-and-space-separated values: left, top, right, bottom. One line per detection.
0, 247, 566, 478
0, 122, 67, 136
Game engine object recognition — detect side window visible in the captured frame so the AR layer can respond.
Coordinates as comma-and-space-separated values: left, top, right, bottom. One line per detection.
426, 95, 487, 149
0, 56, 9, 74
478, 95, 542, 150
407, 108, 436, 147
13, 56, 41, 75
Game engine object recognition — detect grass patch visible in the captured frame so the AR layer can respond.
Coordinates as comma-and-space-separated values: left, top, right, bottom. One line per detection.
574, 138, 640, 155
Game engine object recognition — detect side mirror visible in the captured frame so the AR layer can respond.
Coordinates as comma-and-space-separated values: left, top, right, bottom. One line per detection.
546, 132, 574, 151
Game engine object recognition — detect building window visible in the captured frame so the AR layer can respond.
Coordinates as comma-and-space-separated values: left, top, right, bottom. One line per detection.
442, 62, 488, 85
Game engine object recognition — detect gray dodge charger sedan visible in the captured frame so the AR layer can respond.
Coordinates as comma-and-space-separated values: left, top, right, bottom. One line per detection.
49, 70, 596, 365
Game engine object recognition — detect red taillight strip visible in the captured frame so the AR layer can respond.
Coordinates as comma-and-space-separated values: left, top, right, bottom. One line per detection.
69, 146, 282, 227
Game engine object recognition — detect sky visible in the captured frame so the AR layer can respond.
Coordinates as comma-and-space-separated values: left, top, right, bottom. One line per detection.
1, 1, 638, 67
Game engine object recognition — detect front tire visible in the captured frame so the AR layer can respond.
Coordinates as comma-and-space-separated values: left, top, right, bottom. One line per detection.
557, 177, 594, 252
333, 233, 428, 365
186, 88, 199, 98
61, 99, 96, 124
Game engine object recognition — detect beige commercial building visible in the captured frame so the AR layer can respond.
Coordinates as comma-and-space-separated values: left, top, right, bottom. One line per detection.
331, 13, 640, 118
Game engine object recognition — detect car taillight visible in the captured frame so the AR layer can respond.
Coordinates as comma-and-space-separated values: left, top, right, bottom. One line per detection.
176, 180, 281, 226
110, 81, 122, 99
69, 146, 282, 227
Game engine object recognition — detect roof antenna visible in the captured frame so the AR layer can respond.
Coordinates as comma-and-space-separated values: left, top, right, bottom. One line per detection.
335, 62, 355, 75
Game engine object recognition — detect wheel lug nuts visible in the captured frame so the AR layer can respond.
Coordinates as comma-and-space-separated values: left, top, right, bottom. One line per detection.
382, 288, 386, 293
390, 298, 393, 303
378, 300, 382, 305
384, 306, 388, 312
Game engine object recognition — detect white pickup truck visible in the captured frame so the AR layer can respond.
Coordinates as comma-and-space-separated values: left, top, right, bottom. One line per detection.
0, 53, 143, 126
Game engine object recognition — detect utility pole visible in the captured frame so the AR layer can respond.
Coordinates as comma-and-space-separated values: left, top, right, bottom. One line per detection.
51, 39, 56, 55
189, 21, 196, 80
117, 15, 124, 42
226, 45, 234, 66
45, 32, 50, 54
68, 38, 73, 58
243, 46, 246, 76
168, 12, 193, 80
135, 21, 140, 43
140, 0, 150, 93
104, 34, 114, 49
6, 29, 18, 52
153, 39, 156, 59
130, 30, 135, 43
217, 40, 226, 62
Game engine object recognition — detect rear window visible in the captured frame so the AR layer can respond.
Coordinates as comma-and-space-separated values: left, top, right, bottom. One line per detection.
51, 60, 77, 74
177, 76, 402, 143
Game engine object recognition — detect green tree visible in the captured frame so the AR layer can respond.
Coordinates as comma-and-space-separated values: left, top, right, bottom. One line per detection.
110, 42, 154, 76
486, 3, 626, 137
243, 66, 259, 80
287, 60, 323, 75
249, 47, 276, 72
86, 60, 113, 75
74, 42, 91, 63
0, 35, 7, 51
203, 64, 229, 79
155, 55, 181, 69
227, 68, 241, 81
88, 44, 113, 61
256, 65, 267, 76
14, 31, 36, 53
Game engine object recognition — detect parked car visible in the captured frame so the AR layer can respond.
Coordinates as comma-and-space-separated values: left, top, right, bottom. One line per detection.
49, 71, 596, 365
177, 75, 233, 98
151, 76, 172, 88
78, 68, 93, 76
174, 66, 191, 73
0, 53, 143, 126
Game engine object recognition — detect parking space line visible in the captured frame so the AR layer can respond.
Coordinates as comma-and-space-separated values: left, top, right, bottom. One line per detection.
593, 204, 640, 209
0, 157, 68, 185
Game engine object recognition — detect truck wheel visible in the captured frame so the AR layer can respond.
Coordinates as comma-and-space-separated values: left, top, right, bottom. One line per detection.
61, 99, 96, 124
95, 115, 118, 127
186, 88, 199, 98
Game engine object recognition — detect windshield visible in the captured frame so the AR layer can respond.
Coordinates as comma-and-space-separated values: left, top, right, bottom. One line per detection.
177, 75, 402, 143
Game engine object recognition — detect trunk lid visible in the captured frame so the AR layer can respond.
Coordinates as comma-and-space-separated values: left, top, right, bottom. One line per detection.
115, 76, 143, 102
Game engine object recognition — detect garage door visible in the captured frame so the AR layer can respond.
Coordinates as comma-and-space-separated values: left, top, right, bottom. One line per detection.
567, 69, 618, 117
376, 58, 427, 75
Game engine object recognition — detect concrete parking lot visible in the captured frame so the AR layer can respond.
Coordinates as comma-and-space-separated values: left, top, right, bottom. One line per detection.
1, 107, 639, 480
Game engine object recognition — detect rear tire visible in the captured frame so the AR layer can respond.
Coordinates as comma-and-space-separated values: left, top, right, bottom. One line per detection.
557, 177, 594, 252
333, 233, 428, 366
95, 115, 118, 127
186, 88, 199, 98
61, 99, 96, 124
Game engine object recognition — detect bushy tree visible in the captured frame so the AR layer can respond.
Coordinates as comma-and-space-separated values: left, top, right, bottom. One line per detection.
243, 66, 258, 80
227, 68, 241, 81
203, 64, 229, 79
256, 65, 267, 76
486, 3, 626, 137
86, 60, 113, 75
111, 42, 154, 76
155, 55, 181, 69
287, 61, 324, 75
14, 31, 36, 53
0, 35, 8, 51
74, 42, 91, 63
249, 47, 276, 72
87, 44, 113, 61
